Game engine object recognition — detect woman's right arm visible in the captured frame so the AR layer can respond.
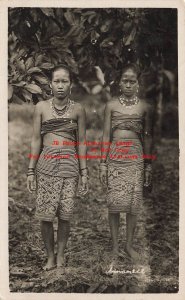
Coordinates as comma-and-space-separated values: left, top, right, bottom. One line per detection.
27, 102, 42, 193
100, 102, 111, 185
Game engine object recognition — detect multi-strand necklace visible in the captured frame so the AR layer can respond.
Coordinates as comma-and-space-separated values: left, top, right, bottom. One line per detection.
118, 94, 139, 109
51, 98, 71, 118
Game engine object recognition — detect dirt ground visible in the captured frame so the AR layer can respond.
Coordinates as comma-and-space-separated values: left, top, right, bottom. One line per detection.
8, 104, 179, 293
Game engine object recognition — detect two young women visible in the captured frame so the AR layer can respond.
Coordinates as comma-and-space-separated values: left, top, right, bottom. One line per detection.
27, 63, 153, 270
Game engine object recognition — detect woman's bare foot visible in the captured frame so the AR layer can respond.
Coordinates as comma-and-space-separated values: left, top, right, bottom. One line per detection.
125, 245, 140, 262
109, 249, 119, 268
43, 256, 56, 271
57, 255, 65, 268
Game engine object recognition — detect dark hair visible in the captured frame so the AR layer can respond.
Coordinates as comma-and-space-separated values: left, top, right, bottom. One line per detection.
110, 63, 141, 96
121, 63, 141, 79
50, 64, 73, 82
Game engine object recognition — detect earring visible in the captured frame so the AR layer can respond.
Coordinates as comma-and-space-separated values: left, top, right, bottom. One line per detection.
50, 89, 53, 95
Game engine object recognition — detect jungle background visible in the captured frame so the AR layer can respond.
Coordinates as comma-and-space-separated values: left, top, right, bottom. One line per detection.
8, 8, 179, 293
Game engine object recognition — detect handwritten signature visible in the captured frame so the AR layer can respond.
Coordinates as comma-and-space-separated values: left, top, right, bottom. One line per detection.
105, 265, 145, 275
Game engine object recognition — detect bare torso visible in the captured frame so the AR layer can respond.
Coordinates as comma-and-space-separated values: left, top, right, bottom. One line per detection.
40, 98, 79, 147
110, 97, 147, 141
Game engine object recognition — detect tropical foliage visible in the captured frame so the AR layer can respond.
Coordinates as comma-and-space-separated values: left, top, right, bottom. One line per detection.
8, 8, 177, 104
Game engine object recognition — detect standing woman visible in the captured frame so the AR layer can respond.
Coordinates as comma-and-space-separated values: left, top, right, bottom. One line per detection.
27, 64, 88, 270
100, 63, 153, 262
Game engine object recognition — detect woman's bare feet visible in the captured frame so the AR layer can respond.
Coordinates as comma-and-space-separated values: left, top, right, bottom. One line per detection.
109, 248, 119, 268
125, 245, 140, 262
43, 256, 56, 271
57, 254, 65, 268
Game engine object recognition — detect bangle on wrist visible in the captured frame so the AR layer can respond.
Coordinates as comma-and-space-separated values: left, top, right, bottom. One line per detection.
27, 167, 35, 176
145, 164, 152, 172
81, 174, 89, 180
100, 162, 107, 167
27, 173, 35, 177
80, 167, 89, 176
99, 162, 107, 171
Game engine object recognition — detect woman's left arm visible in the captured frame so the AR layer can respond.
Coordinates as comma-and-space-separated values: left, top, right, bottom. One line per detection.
143, 102, 154, 158
143, 102, 154, 188
76, 103, 89, 194
77, 103, 87, 170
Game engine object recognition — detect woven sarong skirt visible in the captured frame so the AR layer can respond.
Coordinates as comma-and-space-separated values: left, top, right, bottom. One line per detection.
35, 145, 79, 221
106, 138, 144, 215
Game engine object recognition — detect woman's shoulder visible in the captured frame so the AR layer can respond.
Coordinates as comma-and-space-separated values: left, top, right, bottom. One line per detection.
71, 100, 86, 115
139, 98, 154, 112
139, 98, 154, 115
36, 99, 50, 108
105, 97, 118, 109
35, 99, 51, 114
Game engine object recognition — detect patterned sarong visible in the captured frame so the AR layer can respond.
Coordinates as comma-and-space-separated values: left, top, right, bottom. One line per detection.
35, 145, 79, 221
107, 138, 144, 215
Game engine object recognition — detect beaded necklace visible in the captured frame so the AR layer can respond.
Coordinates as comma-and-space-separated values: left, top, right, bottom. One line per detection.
118, 94, 139, 109
50, 98, 71, 118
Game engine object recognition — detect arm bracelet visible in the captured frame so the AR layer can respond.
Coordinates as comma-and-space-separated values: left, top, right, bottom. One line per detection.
99, 162, 108, 171
80, 167, 89, 176
144, 163, 152, 172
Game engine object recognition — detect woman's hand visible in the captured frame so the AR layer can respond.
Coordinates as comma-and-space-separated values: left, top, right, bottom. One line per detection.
99, 169, 107, 187
79, 175, 89, 196
27, 175, 37, 193
144, 169, 152, 188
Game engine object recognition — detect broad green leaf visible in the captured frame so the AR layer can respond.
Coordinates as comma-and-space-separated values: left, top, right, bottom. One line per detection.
94, 66, 105, 85
17, 48, 26, 59
100, 20, 112, 33
12, 94, 24, 104
25, 57, 35, 70
8, 84, 14, 100
12, 81, 27, 87
100, 37, 114, 48
124, 27, 137, 46
91, 84, 103, 95
35, 54, 43, 66
21, 89, 32, 101
64, 10, 76, 25
82, 11, 96, 17
40, 63, 54, 69
27, 67, 42, 74
25, 83, 42, 94
34, 75, 49, 84
15, 59, 25, 72
10, 51, 18, 63
88, 13, 96, 24
163, 69, 175, 97
40, 8, 55, 18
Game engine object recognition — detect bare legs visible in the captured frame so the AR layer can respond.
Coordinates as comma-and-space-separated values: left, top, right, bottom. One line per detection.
125, 213, 139, 261
108, 212, 120, 256
108, 212, 139, 261
57, 219, 70, 266
41, 218, 70, 270
41, 221, 55, 270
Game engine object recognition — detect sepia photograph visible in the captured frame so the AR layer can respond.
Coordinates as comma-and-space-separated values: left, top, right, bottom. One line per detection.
0, 0, 184, 298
